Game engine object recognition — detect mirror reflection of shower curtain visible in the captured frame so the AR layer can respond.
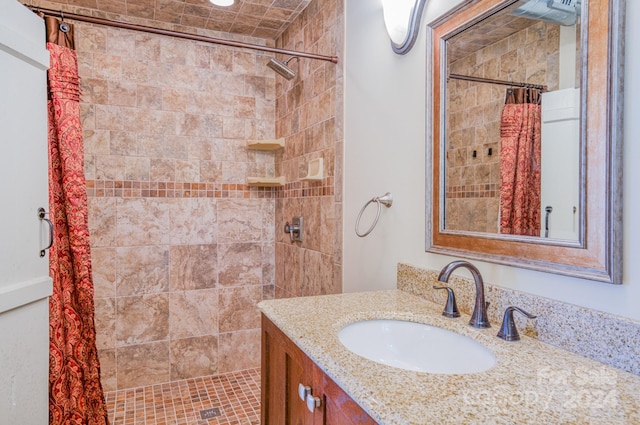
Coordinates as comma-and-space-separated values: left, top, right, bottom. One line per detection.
499, 88, 542, 236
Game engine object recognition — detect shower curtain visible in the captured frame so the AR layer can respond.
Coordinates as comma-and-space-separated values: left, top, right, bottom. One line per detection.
46, 17, 109, 425
499, 87, 542, 236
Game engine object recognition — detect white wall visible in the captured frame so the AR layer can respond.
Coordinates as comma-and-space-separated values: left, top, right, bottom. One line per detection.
344, 0, 640, 322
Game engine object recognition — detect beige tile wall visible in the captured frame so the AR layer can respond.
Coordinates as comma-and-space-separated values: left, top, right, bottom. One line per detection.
273, 0, 344, 298
41, 0, 343, 391
445, 20, 559, 233
78, 21, 279, 391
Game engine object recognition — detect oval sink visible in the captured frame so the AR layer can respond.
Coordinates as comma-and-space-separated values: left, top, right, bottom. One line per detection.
338, 319, 495, 374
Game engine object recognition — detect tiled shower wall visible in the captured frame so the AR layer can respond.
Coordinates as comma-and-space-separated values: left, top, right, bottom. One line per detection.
32, 0, 344, 392
274, 0, 344, 298
76, 22, 279, 391
445, 20, 559, 233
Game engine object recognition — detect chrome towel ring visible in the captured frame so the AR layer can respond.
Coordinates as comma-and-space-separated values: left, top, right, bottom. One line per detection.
355, 192, 393, 237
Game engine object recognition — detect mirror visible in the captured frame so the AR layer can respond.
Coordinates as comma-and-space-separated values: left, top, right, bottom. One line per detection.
426, 0, 625, 283
445, 2, 581, 240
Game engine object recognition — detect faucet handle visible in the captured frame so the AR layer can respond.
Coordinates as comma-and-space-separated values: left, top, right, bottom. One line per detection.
433, 286, 461, 318
497, 306, 537, 341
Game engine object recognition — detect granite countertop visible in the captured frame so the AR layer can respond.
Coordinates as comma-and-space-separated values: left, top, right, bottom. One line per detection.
258, 290, 640, 425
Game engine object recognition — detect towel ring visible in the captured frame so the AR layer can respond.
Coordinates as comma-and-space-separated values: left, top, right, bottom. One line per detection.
355, 192, 393, 237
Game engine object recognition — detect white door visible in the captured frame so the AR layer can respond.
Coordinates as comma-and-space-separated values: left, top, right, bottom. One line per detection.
540, 88, 580, 240
0, 2, 51, 424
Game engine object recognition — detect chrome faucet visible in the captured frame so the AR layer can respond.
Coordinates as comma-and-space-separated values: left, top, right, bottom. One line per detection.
437, 261, 491, 328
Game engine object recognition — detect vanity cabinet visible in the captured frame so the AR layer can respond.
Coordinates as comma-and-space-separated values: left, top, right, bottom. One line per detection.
261, 314, 377, 425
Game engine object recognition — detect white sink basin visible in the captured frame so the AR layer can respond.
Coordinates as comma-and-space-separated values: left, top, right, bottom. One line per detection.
338, 319, 495, 374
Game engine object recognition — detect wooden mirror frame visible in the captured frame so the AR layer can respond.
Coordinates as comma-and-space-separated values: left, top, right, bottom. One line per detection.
426, 0, 625, 283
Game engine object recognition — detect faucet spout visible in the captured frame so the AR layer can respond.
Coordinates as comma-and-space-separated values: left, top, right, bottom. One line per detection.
438, 260, 491, 328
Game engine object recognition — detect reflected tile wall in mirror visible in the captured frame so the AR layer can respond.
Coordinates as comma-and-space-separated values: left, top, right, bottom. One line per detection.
445, 20, 560, 233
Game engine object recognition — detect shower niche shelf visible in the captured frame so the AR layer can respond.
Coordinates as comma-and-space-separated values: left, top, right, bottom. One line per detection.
246, 138, 285, 151
247, 176, 285, 187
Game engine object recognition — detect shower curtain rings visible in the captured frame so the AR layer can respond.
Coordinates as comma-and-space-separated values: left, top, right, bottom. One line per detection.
59, 10, 70, 33
355, 192, 393, 237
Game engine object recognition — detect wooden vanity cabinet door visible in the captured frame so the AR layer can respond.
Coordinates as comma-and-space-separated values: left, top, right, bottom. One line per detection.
318, 371, 378, 425
262, 314, 378, 425
262, 314, 314, 425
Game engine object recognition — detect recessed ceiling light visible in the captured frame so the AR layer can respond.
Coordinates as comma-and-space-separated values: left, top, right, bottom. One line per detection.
209, 0, 234, 6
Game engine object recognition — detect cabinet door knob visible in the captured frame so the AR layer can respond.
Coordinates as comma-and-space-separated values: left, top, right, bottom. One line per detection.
306, 394, 321, 413
298, 383, 311, 401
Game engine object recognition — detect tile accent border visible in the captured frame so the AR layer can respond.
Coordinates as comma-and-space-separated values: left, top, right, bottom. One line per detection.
86, 177, 334, 199
280, 177, 335, 199
446, 183, 498, 199
398, 263, 640, 376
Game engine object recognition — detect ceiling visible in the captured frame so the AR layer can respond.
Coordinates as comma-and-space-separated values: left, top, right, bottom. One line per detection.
447, 4, 537, 63
34, 0, 311, 40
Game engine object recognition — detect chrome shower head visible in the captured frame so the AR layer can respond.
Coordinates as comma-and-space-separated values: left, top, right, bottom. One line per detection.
267, 56, 298, 80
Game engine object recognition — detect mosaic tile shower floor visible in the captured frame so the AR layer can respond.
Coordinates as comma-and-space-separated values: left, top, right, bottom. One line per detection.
105, 368, 261, 425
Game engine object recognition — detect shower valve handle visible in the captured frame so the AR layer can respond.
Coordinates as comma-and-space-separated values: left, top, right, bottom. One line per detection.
284, 216, 304, 242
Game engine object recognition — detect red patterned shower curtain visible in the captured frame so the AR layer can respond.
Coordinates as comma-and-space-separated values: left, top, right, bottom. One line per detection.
46, 17, 109, 425
499, 88, 542, 236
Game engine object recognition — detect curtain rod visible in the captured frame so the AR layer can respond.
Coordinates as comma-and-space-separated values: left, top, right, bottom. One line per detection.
28, 6, 339, 64
448, 73, 546, 91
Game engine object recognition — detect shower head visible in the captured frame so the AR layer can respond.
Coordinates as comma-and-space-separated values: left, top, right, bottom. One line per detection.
267, 56, 298, 80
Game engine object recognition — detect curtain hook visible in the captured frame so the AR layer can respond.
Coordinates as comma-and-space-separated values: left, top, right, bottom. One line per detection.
59, 10, 70, 33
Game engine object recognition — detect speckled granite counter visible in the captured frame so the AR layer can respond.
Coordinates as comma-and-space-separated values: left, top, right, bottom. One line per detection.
258, 290, 640, 425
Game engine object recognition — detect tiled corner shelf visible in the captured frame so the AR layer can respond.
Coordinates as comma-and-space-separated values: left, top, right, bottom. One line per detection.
246, 138, 285, 151
246, 176, 285, 187
246, 139, 285, 187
